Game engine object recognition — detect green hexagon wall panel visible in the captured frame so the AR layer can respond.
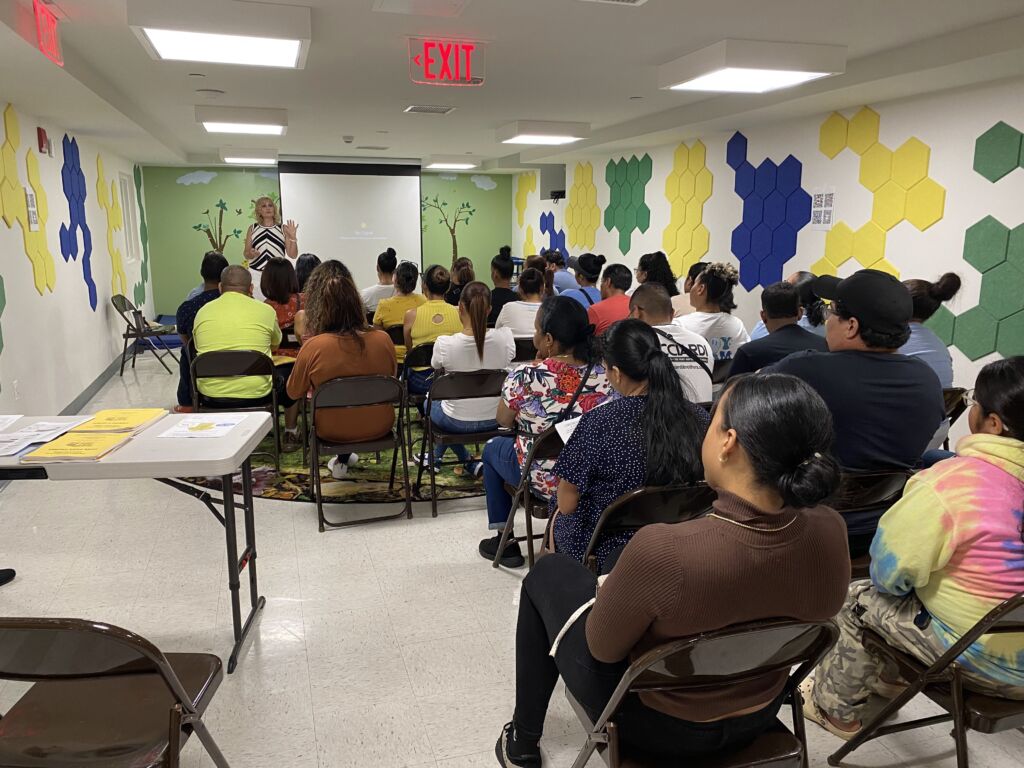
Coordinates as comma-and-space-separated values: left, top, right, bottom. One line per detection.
604, 154, 652, 255
973, 122, 1023, 182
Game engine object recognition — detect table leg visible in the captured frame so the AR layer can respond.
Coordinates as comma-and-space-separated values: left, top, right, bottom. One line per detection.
223, 462, 265, 674
241, 458, 263, 614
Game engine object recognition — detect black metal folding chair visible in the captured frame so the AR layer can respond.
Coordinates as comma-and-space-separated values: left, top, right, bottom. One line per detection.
492, 426, 564, 569
712, 358, 734, 385
828, 591, 1024, 768
942, 387, 968, 450
400, 342, 435, 451
415, 369, 512, 517
513, 337, 538, 362
190, 349, 282, 471
581, 484, 717, 572
0, 617, 231, 768
566, 618, 839, 768
111, 294, 178, 375
308, 375, 412, 531
825, 470, 912, 579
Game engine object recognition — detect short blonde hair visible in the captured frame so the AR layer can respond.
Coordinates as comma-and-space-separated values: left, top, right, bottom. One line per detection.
253, 196, 281, 224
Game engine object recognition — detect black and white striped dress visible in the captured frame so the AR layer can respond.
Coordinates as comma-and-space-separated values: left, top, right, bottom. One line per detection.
247, 223, 286, 271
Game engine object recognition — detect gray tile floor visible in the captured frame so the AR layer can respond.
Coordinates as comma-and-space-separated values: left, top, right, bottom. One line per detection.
1, 357, 1023, 766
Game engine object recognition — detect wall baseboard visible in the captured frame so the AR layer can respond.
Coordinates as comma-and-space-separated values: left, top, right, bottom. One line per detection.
60, 354, 124, 415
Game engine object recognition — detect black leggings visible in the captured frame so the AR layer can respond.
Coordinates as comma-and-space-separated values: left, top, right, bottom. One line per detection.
513, 554, 785, 758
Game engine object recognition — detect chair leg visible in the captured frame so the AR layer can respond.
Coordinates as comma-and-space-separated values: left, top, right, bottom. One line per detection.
493, 486, 524, 569
524, 499, 535, 568
827, 679, 925, 765
119, 335, 129, 376
399, 417, 413, 519
271, 406, 281, 473
130, 337, 140, 369
192, 719, 232, 768
144, 337, 174, 373
413, 421, 428, 500
428, 428, 439, 518
951, 669, 970, 768
300, 399, 309, 466
312, 439, 325, 533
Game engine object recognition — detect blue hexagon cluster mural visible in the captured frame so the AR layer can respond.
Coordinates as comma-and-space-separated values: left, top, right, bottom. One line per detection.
539, 211, 569, 260
726, 132, 813, 291
604, 154, 652, 255
58, 135, 97, 310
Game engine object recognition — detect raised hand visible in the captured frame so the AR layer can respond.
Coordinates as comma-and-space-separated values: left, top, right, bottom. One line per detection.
283, 219, 299, 240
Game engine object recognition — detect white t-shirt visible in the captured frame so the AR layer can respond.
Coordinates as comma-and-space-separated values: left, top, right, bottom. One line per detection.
674, 311, 750, 361
431, 326, 516, 421
361, 283, 395, 312
652, 324, 713, 403
495, 301, 542, 337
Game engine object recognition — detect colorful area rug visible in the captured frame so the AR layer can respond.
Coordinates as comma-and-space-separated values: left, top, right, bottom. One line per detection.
185, 412, 485, 504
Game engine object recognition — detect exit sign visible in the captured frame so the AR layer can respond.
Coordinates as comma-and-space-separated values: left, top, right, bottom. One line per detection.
34, 0, 63, 67
408, 37, 484, 87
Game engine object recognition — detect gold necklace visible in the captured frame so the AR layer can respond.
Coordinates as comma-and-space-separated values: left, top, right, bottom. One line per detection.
706, 512, 798, 532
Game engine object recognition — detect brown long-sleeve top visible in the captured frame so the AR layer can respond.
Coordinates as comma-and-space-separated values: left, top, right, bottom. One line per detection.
585, 489, 850, 722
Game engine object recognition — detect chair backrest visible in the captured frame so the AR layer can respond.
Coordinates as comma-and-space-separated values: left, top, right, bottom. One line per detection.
513, 337, 537, 362
111, 294, 145, 333
583, 484, 717, 566
943, 387, 968, 427
403, 342, 435, 370
384, 325, 406, 347
429, 369, 508, 403
972, 590, 1024, 637
311, 375, 404, 412
522, 426, 564, 467
190, 350, 275, 407
712, 358, 733, 384
826, 470, 911, 515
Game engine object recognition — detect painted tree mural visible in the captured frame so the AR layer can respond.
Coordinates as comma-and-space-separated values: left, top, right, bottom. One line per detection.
193, 198, 243, 252
421, 194, 475, 262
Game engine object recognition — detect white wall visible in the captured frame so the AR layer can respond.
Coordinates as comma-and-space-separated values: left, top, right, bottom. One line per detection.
0, 101, 151, 415
513, 78, 1024, 405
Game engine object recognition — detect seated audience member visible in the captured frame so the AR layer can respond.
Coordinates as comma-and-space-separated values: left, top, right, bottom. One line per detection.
261, 256, 302, 358
675, 262, 750, 360
175, 251, 229, 411
295, 252, 321, 293
750, 271, 827, 340
185, 249, 225, 301
496, 372, 849, 766
525, 254, 547, 274
489, 246, 519, 325
360, 247, 398, 312
480, 297, 613, 566
588, 264, 633, 335
427, 283, 516, 474
629, 283, 712, 403
495, 267, 544, 336
192, 265, 301, 447
550, 320, 709, 569
373, 261, 425, 364
730, 281, 828, 375
446, 257, 475, 306
769, 269, 945, 555
805, 357, 1024, 740
546, 248, 577, 294
404, 264, 462, 396
287, 260, 397, 478
634, 251, 679, 299
900, 272, 961, 388
531, 252, 556, 298
674, 261, 707, 315
561, 253, 605, 308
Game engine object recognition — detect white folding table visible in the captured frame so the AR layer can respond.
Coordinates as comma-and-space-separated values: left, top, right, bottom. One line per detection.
0, 412, 272, 673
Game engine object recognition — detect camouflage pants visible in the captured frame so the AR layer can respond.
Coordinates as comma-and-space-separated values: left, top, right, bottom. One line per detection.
812, 581, 1022, 722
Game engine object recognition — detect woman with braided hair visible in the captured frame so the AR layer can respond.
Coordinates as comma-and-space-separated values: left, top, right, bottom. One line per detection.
676, 262, 750, 360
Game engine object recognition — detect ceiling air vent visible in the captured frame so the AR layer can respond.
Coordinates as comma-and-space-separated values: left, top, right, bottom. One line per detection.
404, 104, 456, 115
356, 146, 390, 151
579, 0, 648, 5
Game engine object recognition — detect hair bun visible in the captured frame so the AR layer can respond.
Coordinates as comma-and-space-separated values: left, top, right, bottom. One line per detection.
929, 272, 962, 302
596, 254, 607, 266
499, 245, 512, 258
776, 451, 839, 508
386, 247, 396, 257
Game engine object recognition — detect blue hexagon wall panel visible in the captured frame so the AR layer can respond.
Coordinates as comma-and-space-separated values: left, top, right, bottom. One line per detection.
58, 135, 97, 310
539, 211, 568, 261
727, 132, 813, 290
604, 154, 652, 254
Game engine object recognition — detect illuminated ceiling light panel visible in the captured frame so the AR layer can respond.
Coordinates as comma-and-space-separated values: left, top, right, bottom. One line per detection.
204, 122, 285, 135
197, 106, 288, 135
425, 155, 479, 169
426, 162, 477, 169
658, 39, 846, 94
140, 29, 301, 67
220, 148, 278, 165
223, 157, 277, 165
496, 120, 590, 146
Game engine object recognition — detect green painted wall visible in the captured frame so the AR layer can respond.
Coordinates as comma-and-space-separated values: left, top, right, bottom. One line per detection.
421, 172, 513, 285
142, 166, 280, 314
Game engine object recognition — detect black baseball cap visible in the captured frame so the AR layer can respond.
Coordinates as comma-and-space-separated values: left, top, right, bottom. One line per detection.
812, 269, 912, 335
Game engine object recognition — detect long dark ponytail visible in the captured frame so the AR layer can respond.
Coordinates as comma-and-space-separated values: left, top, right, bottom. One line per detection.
603, 319, 704, 485
460, 281, 491, 359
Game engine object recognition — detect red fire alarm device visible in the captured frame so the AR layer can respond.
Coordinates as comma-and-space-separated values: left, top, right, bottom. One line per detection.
37, 127, 51, 156
34, 0, 63, 67
408, 37, 484, 87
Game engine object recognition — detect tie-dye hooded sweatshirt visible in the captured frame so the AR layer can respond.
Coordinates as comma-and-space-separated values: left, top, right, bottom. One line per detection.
870, 433, 1024, 685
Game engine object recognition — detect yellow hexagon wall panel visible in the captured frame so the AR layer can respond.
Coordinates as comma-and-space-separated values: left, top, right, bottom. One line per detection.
523, 224, 537, 256
661, 139, 712, 275
823, 222, 854, 270
819, 113, 849, 159
565, 162, 600, 250
892, 137, 930, 190
95, 155, 128, 297
515, 172, 536, 228
905, 177, 946, 231
872, 181, 907, 231
859, 144, 893, 192
853, 222, 887, 268
847, 107, 881, 155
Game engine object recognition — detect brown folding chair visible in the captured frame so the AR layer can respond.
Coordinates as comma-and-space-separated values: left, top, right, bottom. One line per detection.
581, 484, 717, 572
825, 470, 912, 579
400, 342, 435, 450
415, 369, 512, 517
365, 310, 376, 326
566, 618, 839, 768
308, 375, 412, 531
513, 337, 538, 362
384, 325, 406, 347
0, 617, 230, 768
190, 349, 282, 471
712, 358, 734, 385
492, 426, 564, 569
111, 294, 179, 375
828, 590, 1024, 768
942, 387, 968, 450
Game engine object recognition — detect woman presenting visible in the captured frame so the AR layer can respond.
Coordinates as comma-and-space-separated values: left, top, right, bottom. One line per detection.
244, 196, 298, 299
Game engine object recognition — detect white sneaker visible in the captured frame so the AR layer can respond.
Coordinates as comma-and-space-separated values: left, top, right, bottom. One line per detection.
346, 453, 360, 467
327, 456, 348, 479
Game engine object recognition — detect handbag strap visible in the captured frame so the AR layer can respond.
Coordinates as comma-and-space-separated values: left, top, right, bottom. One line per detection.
652, 327, 713, 379
555, 362, 595, 424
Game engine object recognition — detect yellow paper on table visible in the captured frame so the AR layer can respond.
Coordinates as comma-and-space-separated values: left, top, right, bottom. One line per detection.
72, 408, 167, 434
22, 431, 131, 462
272, 355, 295, 366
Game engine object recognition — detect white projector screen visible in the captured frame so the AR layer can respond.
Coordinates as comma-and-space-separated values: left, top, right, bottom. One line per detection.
278, 162, 422, 291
